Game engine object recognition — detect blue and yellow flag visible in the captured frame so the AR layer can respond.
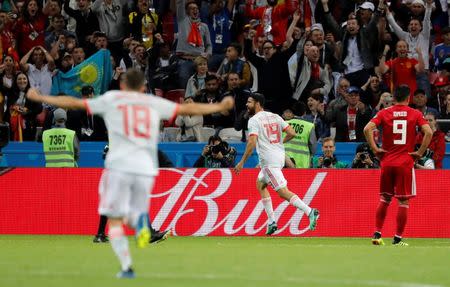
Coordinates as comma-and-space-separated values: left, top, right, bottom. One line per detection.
51, 49, 113, 97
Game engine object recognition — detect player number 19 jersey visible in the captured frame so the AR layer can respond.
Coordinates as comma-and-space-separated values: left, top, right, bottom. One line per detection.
248, 111, 289, 168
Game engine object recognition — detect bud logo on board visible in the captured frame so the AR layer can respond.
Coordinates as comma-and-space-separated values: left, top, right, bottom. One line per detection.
150, 169, 327, 236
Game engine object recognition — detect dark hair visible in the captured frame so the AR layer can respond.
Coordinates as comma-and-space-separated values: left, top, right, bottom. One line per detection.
413, 88, 426, 97
394, 85, 410, 102
123, 68, 145, 90
262, 40, 275, 49
81, 85, 94, 95
21, 0, 42, 22
228, 42, 242, 55
293, 101, 306, 116
308, 93, 324, 103
205, 74, 218, 83
208, 135, 222, 145
250, 92, 265, 107
185, 0, 198, 10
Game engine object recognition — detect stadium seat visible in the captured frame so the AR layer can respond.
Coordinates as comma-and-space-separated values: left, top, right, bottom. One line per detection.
218, 128, 243, 142
199, 127, 216, 142
162, 127, 180, 142
164, 89, 185, 103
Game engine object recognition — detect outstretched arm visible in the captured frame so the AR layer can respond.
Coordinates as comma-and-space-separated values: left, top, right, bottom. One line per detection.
26, 88, 86, 110
177, 96, 234, 116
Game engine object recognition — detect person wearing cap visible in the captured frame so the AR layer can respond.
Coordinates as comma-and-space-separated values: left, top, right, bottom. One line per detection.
325, 85, 372, 142
301, 23, 338, 70
321, 0, 383, 88
42, 108, 80, 167
412, 89, 439, 117
385, 0, 432, 95
357, 2, 375, 27
59, 52, 74, 72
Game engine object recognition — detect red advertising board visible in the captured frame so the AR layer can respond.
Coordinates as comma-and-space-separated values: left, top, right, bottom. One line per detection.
1, 168, 449, 237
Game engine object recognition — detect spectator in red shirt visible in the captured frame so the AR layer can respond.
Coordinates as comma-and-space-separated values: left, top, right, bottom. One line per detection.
416, 113, 446, 169
14, 0, 51, 57
378, 40, 425, 103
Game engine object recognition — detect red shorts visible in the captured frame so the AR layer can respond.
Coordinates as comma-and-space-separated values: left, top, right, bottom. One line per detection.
380, 166, 416, 199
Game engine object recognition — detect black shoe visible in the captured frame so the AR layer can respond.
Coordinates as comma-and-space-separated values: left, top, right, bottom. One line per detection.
150, 229, 170, 244
93, 234, 109, 243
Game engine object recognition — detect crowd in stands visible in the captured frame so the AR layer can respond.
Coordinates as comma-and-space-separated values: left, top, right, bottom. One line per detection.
0, 0, 449, 168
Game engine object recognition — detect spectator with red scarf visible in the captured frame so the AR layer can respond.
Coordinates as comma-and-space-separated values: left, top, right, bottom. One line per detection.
245, 0, 296, 46
176, 0, 212, 89
14, 0, 51, 57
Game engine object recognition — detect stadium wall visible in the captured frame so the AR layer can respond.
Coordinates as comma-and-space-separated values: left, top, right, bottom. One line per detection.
1, 168, 449, 238
2, 142, 450, 168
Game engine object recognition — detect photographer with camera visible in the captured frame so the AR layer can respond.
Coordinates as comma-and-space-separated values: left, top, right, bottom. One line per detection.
351, 142, 380, 169
312, 137, 348, 168
194, 135, 237, 168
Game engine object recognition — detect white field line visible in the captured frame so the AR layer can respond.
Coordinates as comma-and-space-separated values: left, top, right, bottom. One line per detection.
14, 270, 446, 287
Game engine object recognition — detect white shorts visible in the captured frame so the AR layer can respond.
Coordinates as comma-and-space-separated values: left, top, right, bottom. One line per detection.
98, 169, 154, 218
257, 167, 287, 191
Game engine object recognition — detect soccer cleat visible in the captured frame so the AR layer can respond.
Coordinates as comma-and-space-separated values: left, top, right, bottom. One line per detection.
266, 222, 278, 235
150, 229, 170, 244
136, 214, 151, 248
392, 240, 409, 246
308, 209, 320, 231
372, 238, 385, 245
93, 234, 109, 243
372, 231, 384, 245
116, 268, 135, 279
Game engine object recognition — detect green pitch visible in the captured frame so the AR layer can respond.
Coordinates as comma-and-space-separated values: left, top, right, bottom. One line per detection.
1, 236, 449, 287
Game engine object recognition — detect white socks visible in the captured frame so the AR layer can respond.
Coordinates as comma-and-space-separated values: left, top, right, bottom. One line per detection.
108, 225, 132, 271
261, 197, 276, 223
289, 195, 312, 216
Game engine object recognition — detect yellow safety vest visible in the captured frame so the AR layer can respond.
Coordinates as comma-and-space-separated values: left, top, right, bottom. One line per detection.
284, 118, 314, 168
43, 128, 76, 167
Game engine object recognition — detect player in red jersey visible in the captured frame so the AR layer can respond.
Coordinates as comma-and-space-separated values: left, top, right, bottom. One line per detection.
364, 85, 432, 246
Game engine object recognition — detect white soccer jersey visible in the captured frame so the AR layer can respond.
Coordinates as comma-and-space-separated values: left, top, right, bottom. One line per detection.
248, 110, 289, 168
84, 91, 178, 176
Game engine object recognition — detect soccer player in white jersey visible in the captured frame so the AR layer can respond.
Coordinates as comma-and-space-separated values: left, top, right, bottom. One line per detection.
234, 93, 319, 235
26, 68, 234, 279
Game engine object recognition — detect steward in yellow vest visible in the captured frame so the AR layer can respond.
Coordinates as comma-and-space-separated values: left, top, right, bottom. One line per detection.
42, 108, 79, 167
284, 116, 317, 168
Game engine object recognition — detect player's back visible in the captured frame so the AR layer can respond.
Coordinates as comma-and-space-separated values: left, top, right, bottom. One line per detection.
85, 91, 178, 176
248, 111, 287, 168
376, 105, 426, 167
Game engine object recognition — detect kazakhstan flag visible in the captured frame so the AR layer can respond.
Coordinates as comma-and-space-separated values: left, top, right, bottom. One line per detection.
51, 49, 113, 97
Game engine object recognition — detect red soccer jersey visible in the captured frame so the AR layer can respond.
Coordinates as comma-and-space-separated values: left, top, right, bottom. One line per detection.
385, 58, 418, 102
371, 105, 428, 168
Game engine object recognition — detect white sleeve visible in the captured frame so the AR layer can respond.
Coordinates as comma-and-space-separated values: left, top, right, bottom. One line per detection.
279, 115, 289, 131
248, 117, 259, 137
152, 96, 179, 121
84, 92, 113, 115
